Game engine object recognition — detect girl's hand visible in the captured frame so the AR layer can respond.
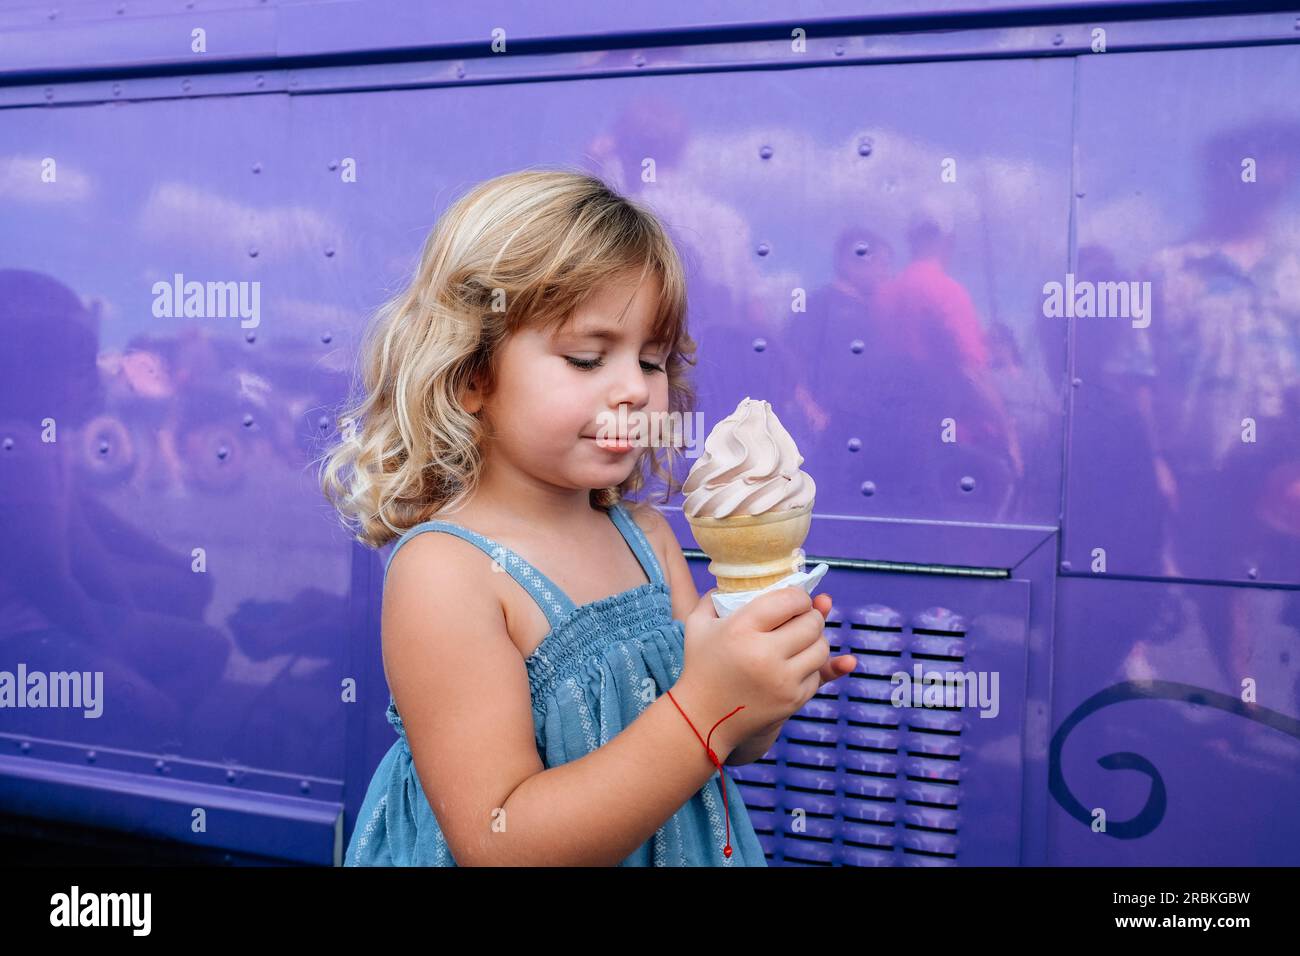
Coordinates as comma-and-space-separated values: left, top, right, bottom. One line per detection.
677, 586, 850, 755
741, 594, 856, 741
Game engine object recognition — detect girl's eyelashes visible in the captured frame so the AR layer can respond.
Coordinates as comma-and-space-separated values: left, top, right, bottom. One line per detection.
565, 355, 665, 373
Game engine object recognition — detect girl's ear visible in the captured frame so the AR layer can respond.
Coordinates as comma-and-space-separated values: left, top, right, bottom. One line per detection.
462, 380, 482, 415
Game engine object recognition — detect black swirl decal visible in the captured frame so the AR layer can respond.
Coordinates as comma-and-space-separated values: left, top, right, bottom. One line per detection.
1050, 680, 1300, 839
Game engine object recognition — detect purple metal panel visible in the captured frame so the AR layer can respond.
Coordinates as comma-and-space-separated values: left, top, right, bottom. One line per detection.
1009, 532, 1061, 866
0, 92, 354, 862
0, 752, 341, 865
1066, 43, 1300, 587
0, 3, 278, 74
0, 1, 1243, 77
275, 0, 1201, 59
9, 11, 1298, 109
1049, 576, 1300, 864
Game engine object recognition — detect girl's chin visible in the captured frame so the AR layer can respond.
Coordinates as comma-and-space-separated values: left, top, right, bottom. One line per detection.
578, 448, 643, 476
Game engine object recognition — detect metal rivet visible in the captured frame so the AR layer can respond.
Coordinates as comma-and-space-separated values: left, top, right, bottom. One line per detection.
1060, 560, 1072, 571
227, 769, 237, 782
245, 331, 256, 343
633, 53, 645, 67
321, 332, 332, 344
1247, 567, 1259, 579
216, 445, 229, 460
1075, 190, 1085, 198
255, 75, 265, 88
2, 437, 13, 450
19, 741, 30, 753
155, 759, 165, 771
455, 64, 465, 78
112, 83, 122, 96
756, 242, 770, 257
847, 438, 861, 452
324, 247, 334, 257
960, 476, 975, 492
860, 481, 876, 496
181, 79, 192, 92
1052, 33, 1064, 46
98, 440, 109, 455
855, 242, 869, 257
834, 44, 844, 56
44, 88, 54, 100
752, 338, 766, 352
759, 145, 773, 160
1071, 377, 1082, 387
327, 160, 338, 171
242, 413, 255, 427
299, 780, 311, 793
248, 246, 259, 258
850, 339, 864, 354
857, 139, 873, 157
251, 162, 262, 174
86, 750, 96, 762
318, 416, 330, 432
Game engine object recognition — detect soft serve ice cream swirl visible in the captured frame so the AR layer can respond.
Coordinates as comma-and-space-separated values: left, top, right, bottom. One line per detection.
682, 397, 816, 518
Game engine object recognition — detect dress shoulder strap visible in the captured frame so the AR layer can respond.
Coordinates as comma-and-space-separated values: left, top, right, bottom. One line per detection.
607, 502, 667, 587
384, 520, 578, 631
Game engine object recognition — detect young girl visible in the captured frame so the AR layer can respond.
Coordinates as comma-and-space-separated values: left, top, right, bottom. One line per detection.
320, 169, 855, 866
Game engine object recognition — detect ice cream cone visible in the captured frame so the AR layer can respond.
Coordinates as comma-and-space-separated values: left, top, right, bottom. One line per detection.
686, 501, 813, 593
681, 397, 816, 594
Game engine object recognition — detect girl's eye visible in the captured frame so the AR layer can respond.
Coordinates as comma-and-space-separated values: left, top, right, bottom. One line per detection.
565, 356, 665, 374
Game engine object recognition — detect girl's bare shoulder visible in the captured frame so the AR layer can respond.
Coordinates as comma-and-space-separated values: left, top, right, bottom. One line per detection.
382, 530, 510, 640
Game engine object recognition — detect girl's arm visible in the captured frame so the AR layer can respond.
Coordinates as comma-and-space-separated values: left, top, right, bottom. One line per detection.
725, 720, 781, 766
635, 503, 780, 767
383, 533, 744, 867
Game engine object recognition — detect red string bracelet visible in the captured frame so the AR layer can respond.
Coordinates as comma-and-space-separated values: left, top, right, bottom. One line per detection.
665, 690, 745, 858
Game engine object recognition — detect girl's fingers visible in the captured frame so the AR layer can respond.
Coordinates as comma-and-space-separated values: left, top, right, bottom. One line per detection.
812, 593, 832, 618
817, 654, 857, 685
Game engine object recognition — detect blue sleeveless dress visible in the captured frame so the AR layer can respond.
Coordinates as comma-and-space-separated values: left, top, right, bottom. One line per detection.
345, 502, 767, 866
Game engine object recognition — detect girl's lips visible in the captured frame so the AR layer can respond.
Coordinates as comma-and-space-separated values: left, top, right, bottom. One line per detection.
585, 436, 636, 453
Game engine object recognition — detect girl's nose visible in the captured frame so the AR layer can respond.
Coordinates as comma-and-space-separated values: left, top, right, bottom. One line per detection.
608, 358, 650, 409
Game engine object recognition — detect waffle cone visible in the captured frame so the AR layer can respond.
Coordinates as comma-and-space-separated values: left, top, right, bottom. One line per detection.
685, 501, 813, 593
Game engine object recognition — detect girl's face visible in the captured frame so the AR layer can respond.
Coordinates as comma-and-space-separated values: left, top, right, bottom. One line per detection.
467, 273, 672, 495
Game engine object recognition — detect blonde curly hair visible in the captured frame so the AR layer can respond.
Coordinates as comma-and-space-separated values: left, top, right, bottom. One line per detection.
318, 167, 699, 549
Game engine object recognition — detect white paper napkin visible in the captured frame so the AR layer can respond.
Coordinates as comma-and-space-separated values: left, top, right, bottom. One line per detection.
710, 562, 830, 619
